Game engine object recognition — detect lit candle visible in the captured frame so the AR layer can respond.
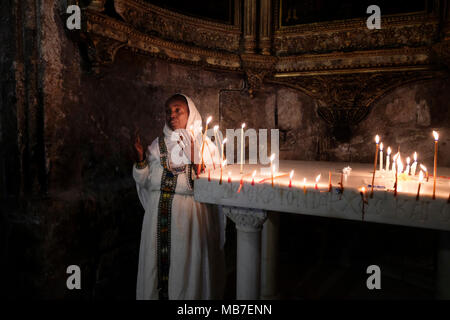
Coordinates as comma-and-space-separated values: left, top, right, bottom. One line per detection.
328, 171, 332, 192
379, 143, 384, 171
289, 170, 294, 188
315, 174, 321, 190
385, 147, 391, 171
270, 153, 275, 172
227, 171, 231, 183
420, 164, 429, 182
240, 123, 245, 174
252, 170, 256, 186
200, 117, 212, 174
370, 135, 380, 198
411, 152, 418, 176
271, 164, 275, 188
416, 170, 424, 201
406, 157, 411, 175
360, 187, 366, 201
432, 131, 439, 199
221, 138, 227, 166
360, 187, 367, 220
303, 178, 307, 194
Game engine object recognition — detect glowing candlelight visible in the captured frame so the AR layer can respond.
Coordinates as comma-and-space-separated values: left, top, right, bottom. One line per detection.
270, 153, 275, 170
289, 170, 294, 188
386, 147, 391, 171
328, 171, 332, 192
315, 174, 321, 190
416, 170, 424, 201
420, 164, 429, 182
271, 164, 275, 187
228, 171, 231, 183
406, 157, 411, 175
360, 186, 367, 220
303, 178, 307, 194
411, 152, 418, 176
370, 135, 380, 198
379, 143, 384, 171
432, 131, 439, 199
240, 123, 245, 174
252, 170, 256, 186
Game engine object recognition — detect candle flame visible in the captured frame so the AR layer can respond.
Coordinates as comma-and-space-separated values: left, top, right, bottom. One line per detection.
433, 130, 439, 141
303, 178, 307, 184
222, 138, 227, 144
393, 152, 400, 161
206, 116, 212, 124
223, 159, 227, 166
380, 143, 383, 151
414, 152, 417, 161
407, 157, 410, 165
290, 170, 294, 179
387, 147, 391, 155
270, 153, 275, 162
213, 125, 219, 131
420, 164, 427, 172
228, 171, 231, 177
419, 170, 424, 182
375, 135, 380, 144
241, 123, 246, 129
361, 187, 366, 193
252, 170, 256, 178
315, 174, 321, 182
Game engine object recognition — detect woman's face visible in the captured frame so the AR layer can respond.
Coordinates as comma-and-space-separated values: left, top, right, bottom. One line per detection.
166, 101, 189, 130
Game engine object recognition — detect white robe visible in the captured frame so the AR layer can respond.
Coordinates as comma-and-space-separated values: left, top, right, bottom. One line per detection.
133, 95, 225, 300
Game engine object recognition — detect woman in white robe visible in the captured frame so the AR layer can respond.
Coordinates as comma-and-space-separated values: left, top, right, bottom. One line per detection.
133, 94, 225, 300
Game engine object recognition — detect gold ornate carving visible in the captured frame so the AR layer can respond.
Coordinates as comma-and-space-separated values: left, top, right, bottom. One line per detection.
241, 53, 277, 97
274, 13, 439, 55
114, 0, 241, 53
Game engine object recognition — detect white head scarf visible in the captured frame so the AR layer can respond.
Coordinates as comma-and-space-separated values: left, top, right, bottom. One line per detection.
163, 94, 218, 168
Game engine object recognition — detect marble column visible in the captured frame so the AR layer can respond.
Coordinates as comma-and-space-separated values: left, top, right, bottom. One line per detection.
261, 211, 279, 299
259, 0, 272, 55
222, 205, 267, 300
243, 0, 257, 53
436, 231, 450, 299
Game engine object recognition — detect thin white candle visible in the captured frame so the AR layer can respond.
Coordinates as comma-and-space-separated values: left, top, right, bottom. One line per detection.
386, 147, 391, 171
379, 143, 384, 171
240, 123, 245, 174
433, 131, 439, 199
411, 152, 418, 176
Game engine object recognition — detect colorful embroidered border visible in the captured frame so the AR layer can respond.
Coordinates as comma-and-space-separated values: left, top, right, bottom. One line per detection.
156, 137, 178, 300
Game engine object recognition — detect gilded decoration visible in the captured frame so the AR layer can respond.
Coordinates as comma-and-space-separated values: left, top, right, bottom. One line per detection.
69, 0, 450, 137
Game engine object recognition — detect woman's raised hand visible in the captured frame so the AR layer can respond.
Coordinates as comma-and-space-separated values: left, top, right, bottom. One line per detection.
134, 132, 144, 162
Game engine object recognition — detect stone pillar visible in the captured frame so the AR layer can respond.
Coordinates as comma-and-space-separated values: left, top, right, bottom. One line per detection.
261, 211, 279, 299
436, 231, 450, 299
222, 206, 267, 300
243, 0, 257, 53
259, 0, 272, 55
